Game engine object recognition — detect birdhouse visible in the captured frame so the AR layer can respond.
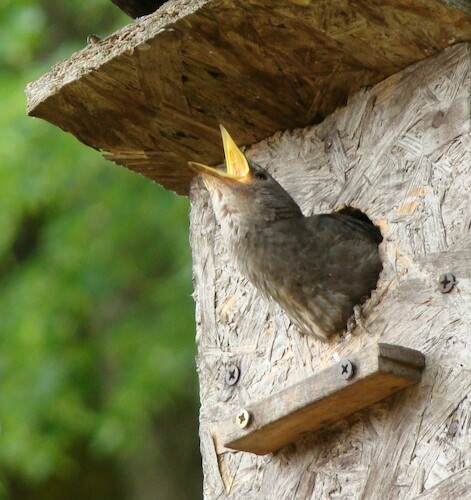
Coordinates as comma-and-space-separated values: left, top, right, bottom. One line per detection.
27, 0, 471, 497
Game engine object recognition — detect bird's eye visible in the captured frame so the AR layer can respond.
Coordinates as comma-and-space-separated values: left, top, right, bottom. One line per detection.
254, 171, 268, 180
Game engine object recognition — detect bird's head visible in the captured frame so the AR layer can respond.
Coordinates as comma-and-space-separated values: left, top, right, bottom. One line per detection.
189, 126, 302, 237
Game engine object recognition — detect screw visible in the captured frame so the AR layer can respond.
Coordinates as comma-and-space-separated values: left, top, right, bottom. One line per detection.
236, 409, 251, 428
339, 359, 354, 380
432, 110, 445, 128
438, 273, 456, 294
225, 365, 240, 386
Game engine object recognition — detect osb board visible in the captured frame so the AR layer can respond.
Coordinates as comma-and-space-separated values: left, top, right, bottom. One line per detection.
26, 0, 471, 195
190, 42, 471, 499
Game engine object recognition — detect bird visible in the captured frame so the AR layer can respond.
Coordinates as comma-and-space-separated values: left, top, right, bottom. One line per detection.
111, 0, 166, 18
189, 126, 382, 341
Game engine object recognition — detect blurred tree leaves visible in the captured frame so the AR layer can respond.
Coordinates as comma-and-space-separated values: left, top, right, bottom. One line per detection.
0, 1, 200, 497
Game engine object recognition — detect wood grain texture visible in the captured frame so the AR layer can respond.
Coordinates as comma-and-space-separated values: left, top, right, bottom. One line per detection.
220, 343, 425, 455
413, 466, 471, 499
190, 43, 471, 498
26, 0, 471, 194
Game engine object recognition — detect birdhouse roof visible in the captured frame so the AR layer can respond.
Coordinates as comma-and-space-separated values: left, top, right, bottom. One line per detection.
26, 0, 471, 195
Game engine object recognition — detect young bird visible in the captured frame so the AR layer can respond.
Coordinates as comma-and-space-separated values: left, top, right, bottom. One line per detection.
189, 127, 382, 341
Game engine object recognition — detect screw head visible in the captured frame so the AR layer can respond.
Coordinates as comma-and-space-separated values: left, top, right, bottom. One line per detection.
339, 359, 354, 380
236, 409, 251, 428
225, 365, 240, 386
438, 273, 456, 294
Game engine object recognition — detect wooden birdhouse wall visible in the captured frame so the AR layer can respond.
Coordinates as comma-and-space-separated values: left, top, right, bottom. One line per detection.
190, 42, 471, 498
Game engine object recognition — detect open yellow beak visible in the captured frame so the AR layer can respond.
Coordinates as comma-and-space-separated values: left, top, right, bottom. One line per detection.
188, 125, 252, 182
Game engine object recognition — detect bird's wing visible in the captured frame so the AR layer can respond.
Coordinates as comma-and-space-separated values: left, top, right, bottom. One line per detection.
264, 214, 382, 300
314, 213, 382, 244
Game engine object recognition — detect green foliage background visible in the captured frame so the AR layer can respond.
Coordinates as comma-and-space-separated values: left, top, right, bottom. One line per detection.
1, 0, 200, 497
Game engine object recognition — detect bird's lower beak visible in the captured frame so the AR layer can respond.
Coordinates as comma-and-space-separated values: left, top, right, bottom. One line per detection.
188, 125, 252, 183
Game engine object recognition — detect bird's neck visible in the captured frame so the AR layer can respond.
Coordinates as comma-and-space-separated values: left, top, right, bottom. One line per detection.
208, 185, 303, 265
216, 203, 301, 273
217, 209, 257, 247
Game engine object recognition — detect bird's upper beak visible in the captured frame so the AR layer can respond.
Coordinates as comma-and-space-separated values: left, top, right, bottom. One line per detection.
188, 125, 253, 183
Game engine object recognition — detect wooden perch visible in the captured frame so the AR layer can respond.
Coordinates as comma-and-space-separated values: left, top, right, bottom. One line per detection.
218, 343, 425, 455
26, 0, 471, 194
